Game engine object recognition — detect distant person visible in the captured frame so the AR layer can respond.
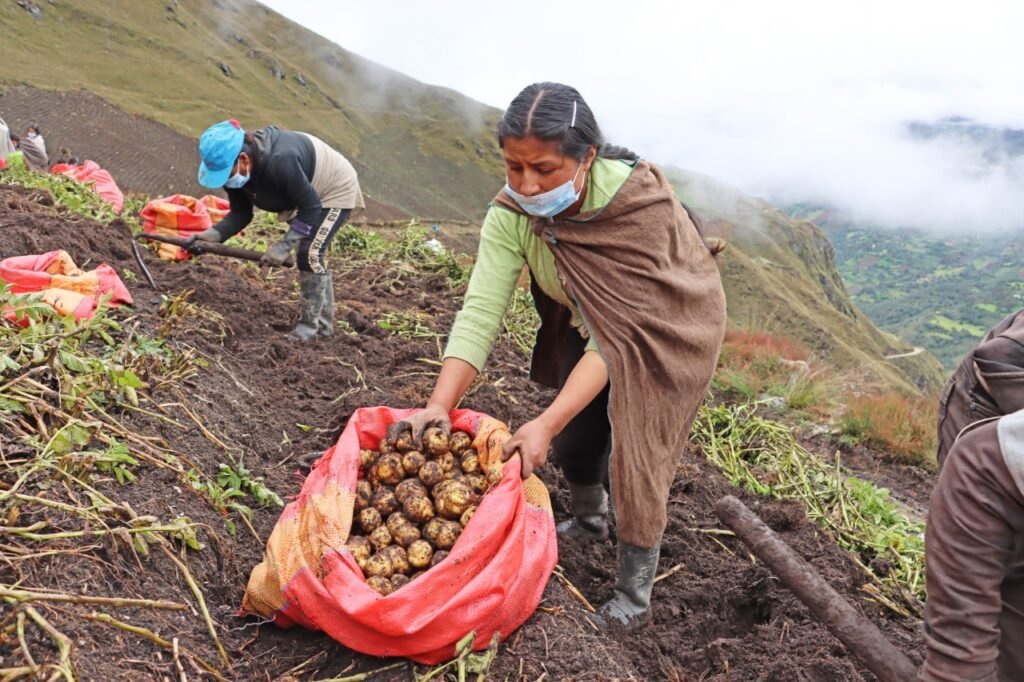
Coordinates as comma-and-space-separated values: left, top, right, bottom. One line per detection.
385, 82, 726, 627
192, 119, 365, 341
20, 123, 48, 172
936, 308, 1024, 468
0, 115, 15, 161
921, 408, 1024, 681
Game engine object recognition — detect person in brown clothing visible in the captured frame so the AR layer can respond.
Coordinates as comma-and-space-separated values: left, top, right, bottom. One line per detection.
386, 82, 727, 627
922, 409, 1024, 681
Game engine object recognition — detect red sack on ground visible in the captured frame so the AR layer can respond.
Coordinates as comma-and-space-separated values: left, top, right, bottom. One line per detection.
242, 406, 558, 664
0, 157, 6, 171
139, 194, 230, 261
0, 250, 132, 322
52, 160, 125, 214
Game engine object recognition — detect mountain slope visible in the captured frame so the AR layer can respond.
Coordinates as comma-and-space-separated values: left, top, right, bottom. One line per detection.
0, 0, 504, 219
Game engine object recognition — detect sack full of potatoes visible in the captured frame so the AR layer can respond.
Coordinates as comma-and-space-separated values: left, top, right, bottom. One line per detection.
241, 406, 558, 664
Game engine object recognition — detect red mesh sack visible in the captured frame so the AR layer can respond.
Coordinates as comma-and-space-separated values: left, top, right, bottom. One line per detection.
242, 406, 557, 664
139, 194, 230, 261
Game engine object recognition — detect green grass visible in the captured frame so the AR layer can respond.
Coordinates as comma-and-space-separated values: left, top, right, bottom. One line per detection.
928, 314, 986, 337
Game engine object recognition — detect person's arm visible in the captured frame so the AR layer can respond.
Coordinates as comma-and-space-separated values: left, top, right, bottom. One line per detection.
279, 156, 322, 231
502, 349, 608, 478
211, 188, 254, 240
921, 425, 1024, 682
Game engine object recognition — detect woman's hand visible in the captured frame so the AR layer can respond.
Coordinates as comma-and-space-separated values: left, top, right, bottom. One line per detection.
385, 403, 451, 450
502, 417, 557, 479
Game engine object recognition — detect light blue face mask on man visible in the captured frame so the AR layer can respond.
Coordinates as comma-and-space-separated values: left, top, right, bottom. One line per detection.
224, 170, 249, 189
504, 161, 587, 218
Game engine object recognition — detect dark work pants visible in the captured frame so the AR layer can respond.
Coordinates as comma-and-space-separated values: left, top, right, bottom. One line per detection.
551, 331, 612, 488
296, 207, 351, 273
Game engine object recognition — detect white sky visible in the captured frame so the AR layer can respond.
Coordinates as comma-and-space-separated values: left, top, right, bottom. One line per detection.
261, 0, 1024, 231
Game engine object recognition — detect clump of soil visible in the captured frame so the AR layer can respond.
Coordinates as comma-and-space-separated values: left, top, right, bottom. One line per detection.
0, 183, 925, 680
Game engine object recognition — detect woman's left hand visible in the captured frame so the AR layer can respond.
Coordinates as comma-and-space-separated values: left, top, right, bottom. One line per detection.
502, 417, 556, 479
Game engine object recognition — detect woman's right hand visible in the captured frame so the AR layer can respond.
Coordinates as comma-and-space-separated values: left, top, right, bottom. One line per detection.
385, 403, 451, 450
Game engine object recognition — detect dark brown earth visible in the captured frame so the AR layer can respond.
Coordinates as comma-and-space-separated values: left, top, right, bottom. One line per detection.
0, 183, 926, 680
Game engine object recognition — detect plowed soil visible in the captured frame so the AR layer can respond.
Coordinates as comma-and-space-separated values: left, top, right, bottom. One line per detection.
0, 183, 926, 680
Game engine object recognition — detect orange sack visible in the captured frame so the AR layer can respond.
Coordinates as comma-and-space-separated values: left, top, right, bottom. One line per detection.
0, 250, 132, 322
52, 160, 125, 214
140, 194, 230, 261
242, 406, 558, 664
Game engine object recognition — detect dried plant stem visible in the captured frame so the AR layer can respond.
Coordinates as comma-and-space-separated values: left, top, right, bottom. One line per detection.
159, 546, 231, 668
0, 586, 186, 610
86, 613, 226, 682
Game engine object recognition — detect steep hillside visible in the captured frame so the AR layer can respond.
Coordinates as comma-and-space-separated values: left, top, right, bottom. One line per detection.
670, 169, 948, 395
0, 0, 504, 219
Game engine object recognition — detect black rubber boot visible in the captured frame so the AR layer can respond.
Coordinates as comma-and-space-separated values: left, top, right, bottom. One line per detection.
317, 271, 335, 338
556, 483, 609, 542
287, 271, 327, 342
597, 542, 660, 627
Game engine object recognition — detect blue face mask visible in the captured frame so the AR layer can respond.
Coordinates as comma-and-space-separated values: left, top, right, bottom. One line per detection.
504, 162, 587, 218
224, 170, 249, 189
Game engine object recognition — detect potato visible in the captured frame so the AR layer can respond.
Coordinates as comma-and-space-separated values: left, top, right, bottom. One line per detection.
434, 452, 457, 473
395, 429, 414, 453
431, 550, 449, 567
364, 552, 393, 578
434, 480, 473, 520
422, 518, 445, 546
486, 467, 504, 485
407, 539, 434, 569
371, 487, 400, 517
367, 467, 382, 491
423, 427, 450, 456
390, 574, 410, 590
374, 453, 405, 486
354, 479, 373, 511
401, 450, 426, 476
378, 437, 396, 455
359, 507, 382, 534
435, 521, 462, 550
381, 545, 411, 575
449, 430, 472, 456
402, 493, 435, 525
465, 474, 489, 497
367, 576, 393, 595
392, 523, 421, 548
386, 511, 410, 534
418, 460, 444, 487
359, 449, 378, 471
369, 525, 393, 551
346, 536, 372, 569
458, 451, 480, 475
409, 570, 425, 581
460, 505, 477, 528
396, 478, 428, 504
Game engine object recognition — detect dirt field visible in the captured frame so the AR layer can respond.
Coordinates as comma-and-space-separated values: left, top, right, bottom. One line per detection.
0, 182, 927, 680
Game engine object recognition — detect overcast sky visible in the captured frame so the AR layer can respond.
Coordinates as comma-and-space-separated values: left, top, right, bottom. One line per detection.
261, 0, 1024, 231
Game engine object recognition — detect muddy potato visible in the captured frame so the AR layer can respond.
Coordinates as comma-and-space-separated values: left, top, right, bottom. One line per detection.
409, 570, 425, 581
393, 523, 421, 548
422, 517, 445, 546
367, 576, 393, 595
402, 493, 435, 525
364, 552, 393, 578
396, 478, 428, 504
394, 429, 414, 453
359, 507, 382, 534
407, 539, 434, 569
374, 453, 405, 486
460, 451, 480, 475
460, 505, 477, 528
386, 512, 410, 536
401, 450, 426, 476
382, 544, 411, 575
449, 430, 472, 456
435, 480, 473, 520
390, 574, 410, 590
359, 449, 378, 471
431, 550, 449, 567
369, 525, 393, 551
378, 437, 397, 455
465, 474, 489, 497
423, 427, 450, 457
418, 460, 444, 487
434, 452, 456, 473
434, 520, 462, 550
346, 536, 372, 569
354, 479, 373, 511
371, 487, 400, 517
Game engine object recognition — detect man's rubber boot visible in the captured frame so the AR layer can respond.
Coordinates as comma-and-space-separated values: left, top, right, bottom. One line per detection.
317, 271, 335, 338
287, 271, 326, 342
597, 543, 660, 627
556, 483, 609, 542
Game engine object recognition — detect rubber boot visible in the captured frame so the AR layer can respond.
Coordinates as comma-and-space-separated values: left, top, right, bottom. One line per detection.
556, 483, 609, 542
597, 543, 660, 627
287, 271, 326, 342
317, 271, 335, 338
